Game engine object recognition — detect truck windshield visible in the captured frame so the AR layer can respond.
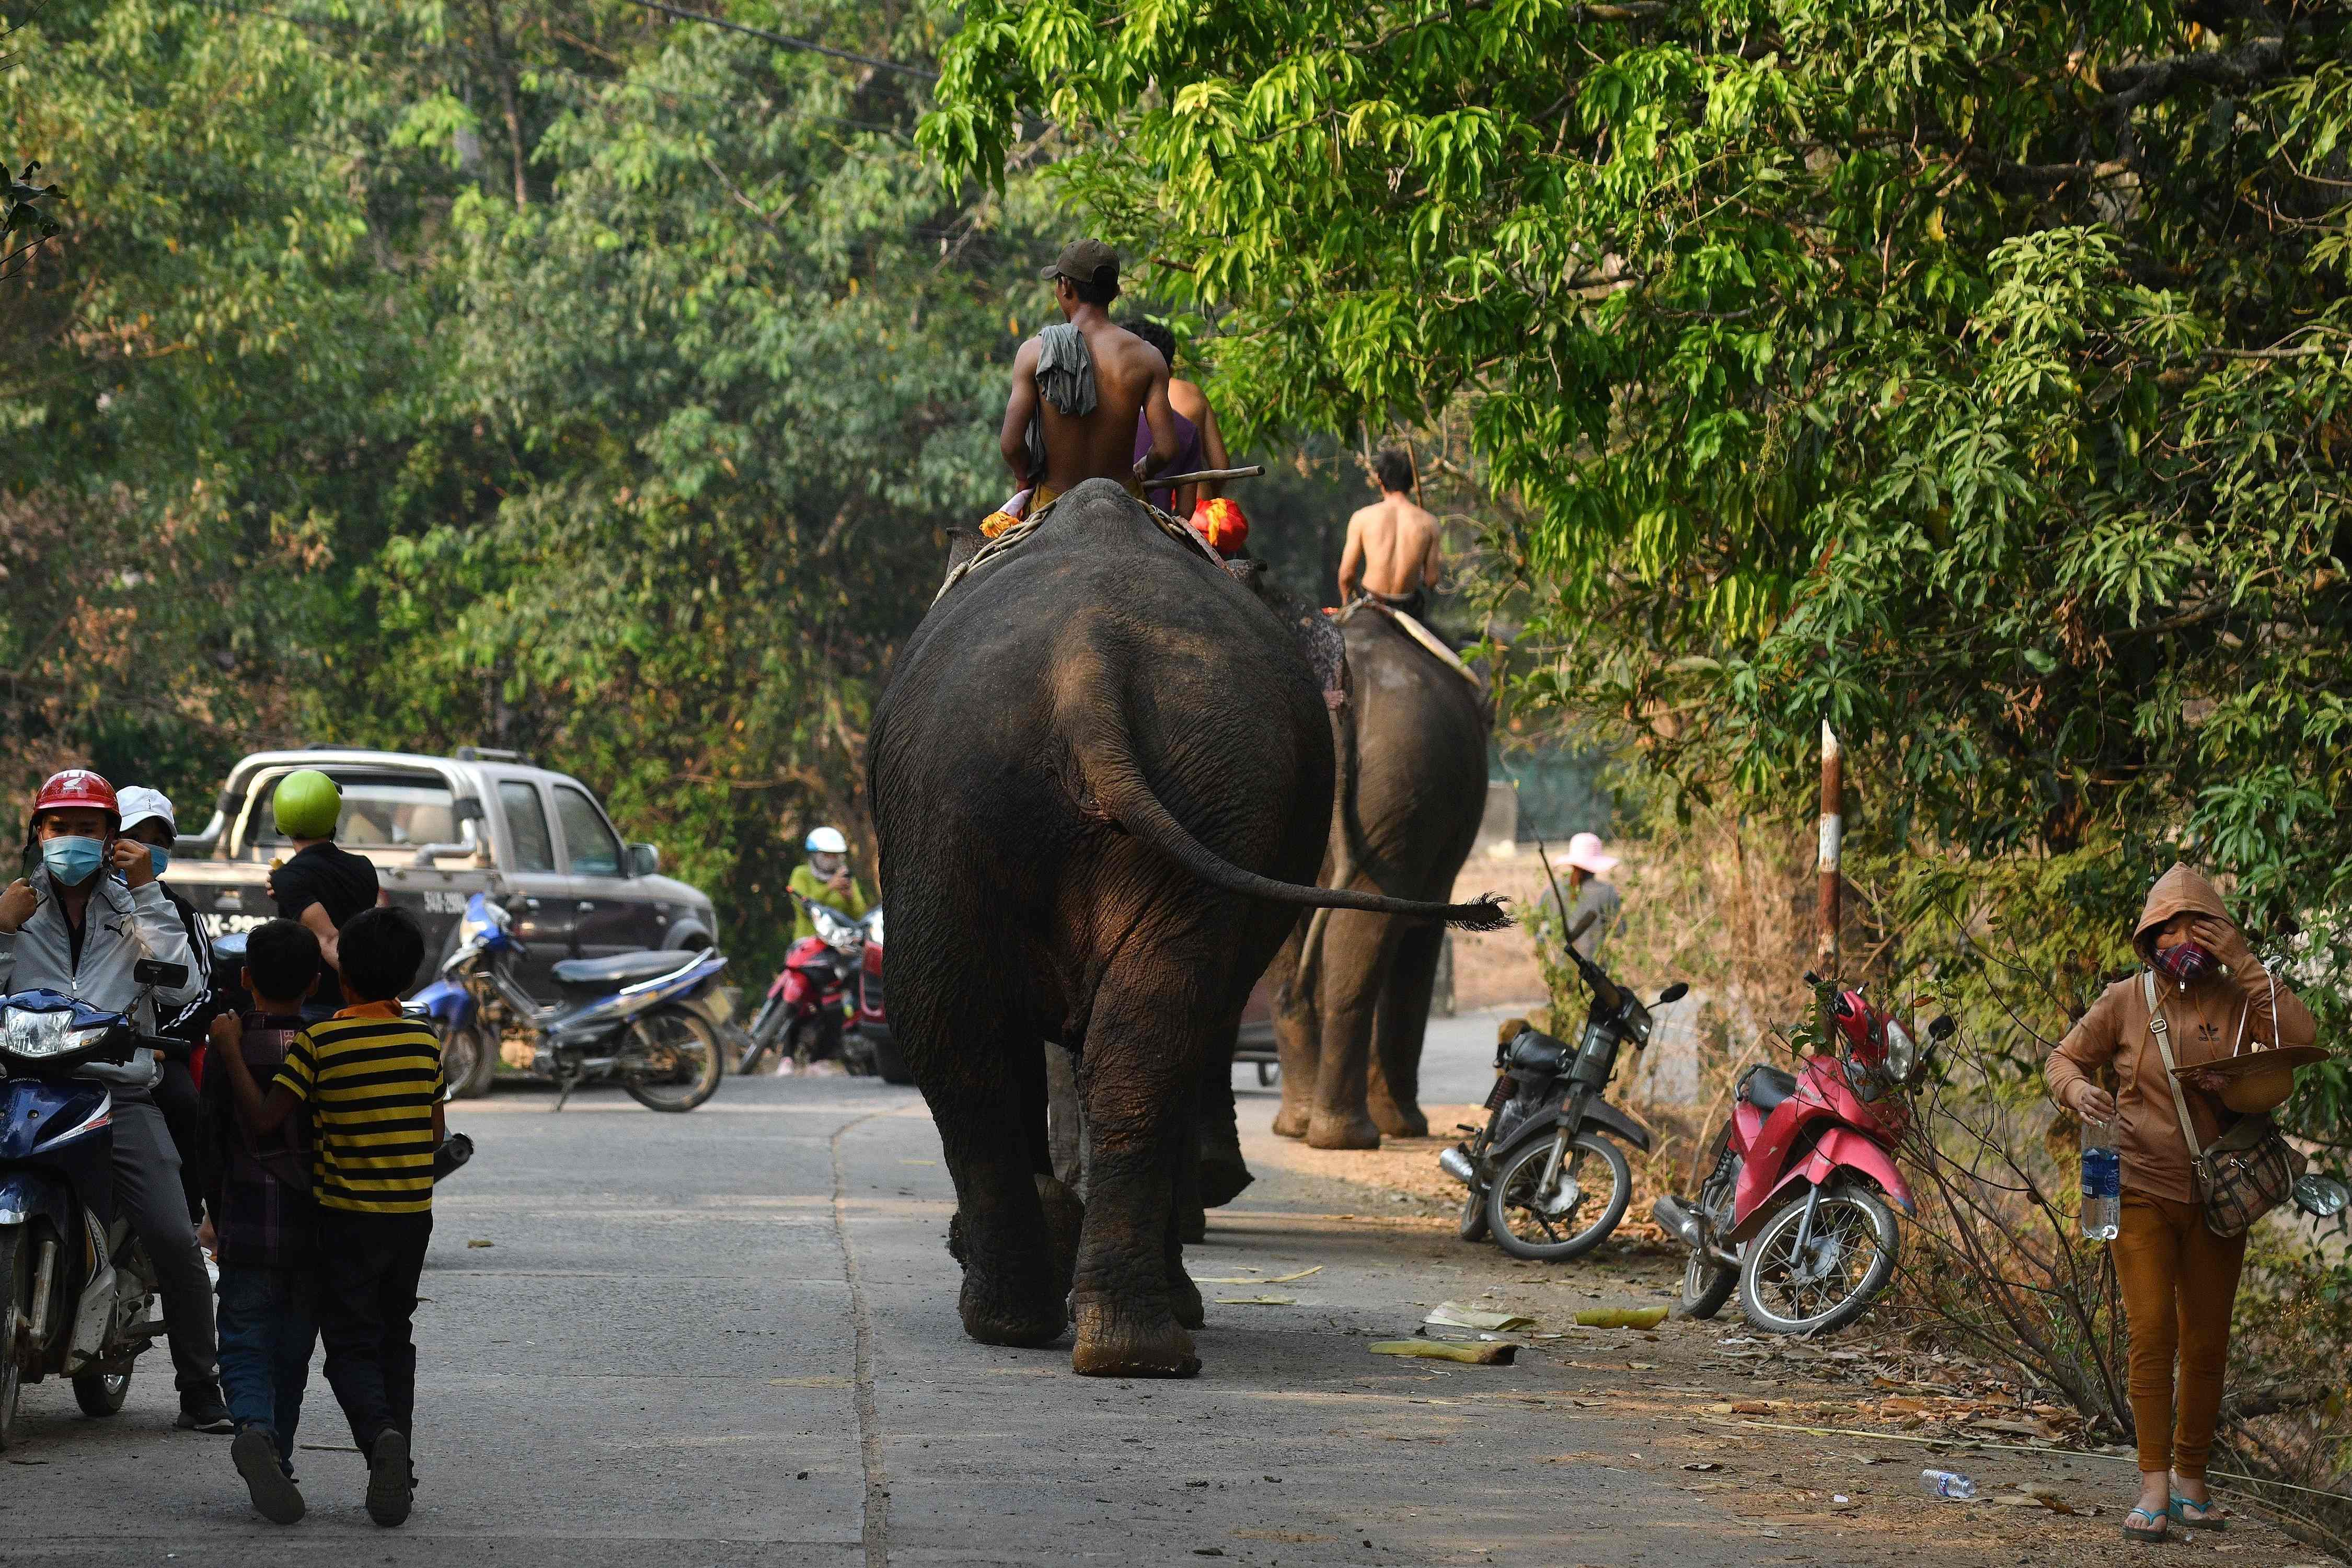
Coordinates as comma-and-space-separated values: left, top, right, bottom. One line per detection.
248, 773, 457, 854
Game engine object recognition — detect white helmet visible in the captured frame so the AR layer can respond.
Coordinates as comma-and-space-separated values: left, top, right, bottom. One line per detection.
804, 826, 849, 856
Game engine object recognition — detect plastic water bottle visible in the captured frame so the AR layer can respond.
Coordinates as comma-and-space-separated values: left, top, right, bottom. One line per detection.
2081, 1117, 2122, 1241
1921, 1469, 1977, 1501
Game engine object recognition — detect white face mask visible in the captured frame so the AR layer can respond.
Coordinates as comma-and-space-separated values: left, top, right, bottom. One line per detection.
810, 853, 844, 878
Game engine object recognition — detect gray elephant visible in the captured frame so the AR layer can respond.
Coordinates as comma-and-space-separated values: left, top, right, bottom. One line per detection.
870, 480, 1502, 1378
1266, 604, 1491, 1149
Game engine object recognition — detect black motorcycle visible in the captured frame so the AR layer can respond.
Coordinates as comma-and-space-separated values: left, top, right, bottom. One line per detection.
1439, 939, 1686, 1261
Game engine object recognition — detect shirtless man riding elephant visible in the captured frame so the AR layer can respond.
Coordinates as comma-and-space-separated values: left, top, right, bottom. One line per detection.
997, 240, 1184, 522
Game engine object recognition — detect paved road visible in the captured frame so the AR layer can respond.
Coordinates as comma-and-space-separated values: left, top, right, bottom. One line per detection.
6, 1032, 2294, 1568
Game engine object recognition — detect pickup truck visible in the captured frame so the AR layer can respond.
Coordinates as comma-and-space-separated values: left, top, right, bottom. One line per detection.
169, 747, 720, 1001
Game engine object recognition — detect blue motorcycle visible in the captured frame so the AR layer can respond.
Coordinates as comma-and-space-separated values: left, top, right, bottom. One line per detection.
410, 894, 728, 1112
0, 960, 187, 1449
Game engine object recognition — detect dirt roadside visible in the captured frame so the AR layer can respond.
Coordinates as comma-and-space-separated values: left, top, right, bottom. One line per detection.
1213, 1112, 2342, 1568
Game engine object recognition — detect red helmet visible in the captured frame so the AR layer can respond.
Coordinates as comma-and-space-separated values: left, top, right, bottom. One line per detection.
32, 769, 120, 826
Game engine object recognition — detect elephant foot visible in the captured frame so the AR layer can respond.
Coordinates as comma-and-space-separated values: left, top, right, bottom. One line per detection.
1168, 1266, 1205, 1331
959, 1271, 1066, 1349
1036, 1174, 1085, 1300
1071, 1298, 1200, 1378
1270, 1104, 1310, 1140
1197, 1149, 1254, 1209
1369, 1099, 1428, 1139
1306, 1111, 1382, 1150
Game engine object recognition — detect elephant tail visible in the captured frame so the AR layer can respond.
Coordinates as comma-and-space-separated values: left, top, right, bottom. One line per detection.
1074, 694, 1510, 933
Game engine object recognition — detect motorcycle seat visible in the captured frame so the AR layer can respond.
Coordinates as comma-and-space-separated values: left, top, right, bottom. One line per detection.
551, 950, 701, 989
1742, 1064, 1799, 1113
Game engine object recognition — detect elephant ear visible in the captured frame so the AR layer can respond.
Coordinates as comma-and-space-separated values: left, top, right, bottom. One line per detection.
943, 527, 985, 575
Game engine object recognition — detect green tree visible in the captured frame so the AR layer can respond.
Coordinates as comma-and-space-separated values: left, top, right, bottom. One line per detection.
925, 0, 2352, 1150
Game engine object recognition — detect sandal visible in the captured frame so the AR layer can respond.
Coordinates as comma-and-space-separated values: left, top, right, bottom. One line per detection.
2123, 1506, 2171, 1543
2171, 1493, 2228, 1531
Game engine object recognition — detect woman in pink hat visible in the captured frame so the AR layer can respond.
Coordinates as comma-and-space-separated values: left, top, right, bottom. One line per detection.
1541, 832, 1622, 960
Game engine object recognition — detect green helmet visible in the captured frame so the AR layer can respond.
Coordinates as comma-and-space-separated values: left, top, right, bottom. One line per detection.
273, 768, 343, 840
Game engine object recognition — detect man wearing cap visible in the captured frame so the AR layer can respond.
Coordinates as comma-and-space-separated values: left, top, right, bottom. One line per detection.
0, 769, 232, 1431
1540, 832, 1623, 963
995, 239, 1184, 523
120, 786, 223, 1230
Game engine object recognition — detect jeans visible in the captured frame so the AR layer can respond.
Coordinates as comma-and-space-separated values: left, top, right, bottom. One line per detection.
2113, 1189, 2249, 1478
314, 1209, 432, 1453
216, 1265, 317, 1463
109, 1094, 220, 1397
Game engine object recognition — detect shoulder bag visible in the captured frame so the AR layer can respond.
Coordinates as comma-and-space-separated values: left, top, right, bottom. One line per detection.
2144, 970, 2304, 1238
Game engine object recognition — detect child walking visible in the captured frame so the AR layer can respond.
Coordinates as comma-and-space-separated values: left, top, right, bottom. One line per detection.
216, 905, 441, 1528
203, 919, 325, 1524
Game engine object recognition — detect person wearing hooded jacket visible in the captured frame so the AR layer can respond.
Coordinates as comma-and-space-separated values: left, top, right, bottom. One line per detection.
2045, 864, 2321, 1542
0, 769, 232, 1431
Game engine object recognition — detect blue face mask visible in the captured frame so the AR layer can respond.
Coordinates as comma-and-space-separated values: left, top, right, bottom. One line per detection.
146, 845, 170, 879
40, 835, 106, 887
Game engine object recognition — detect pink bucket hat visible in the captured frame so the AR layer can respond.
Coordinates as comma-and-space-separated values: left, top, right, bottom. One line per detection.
1552, 832, 1619, 876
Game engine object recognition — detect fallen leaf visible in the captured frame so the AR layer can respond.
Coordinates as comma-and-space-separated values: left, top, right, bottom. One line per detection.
1573, 1306, 1669, 1330
1215, 1295, 1296, 1306
1425, 1300, 1537, 1332
466, 1239, 493, 1249
1265, 1265, 1324, 1283
1681, 1462, 1724, 1472
1369, 1340, 1516, 1365
1730, 1401, 1777, 1415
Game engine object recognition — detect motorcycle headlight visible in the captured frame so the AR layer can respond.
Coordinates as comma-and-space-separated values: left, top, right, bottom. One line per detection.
1883, 1018, 1919, 1083
1624, 1001, 1653, 1044
2, 1007, 114, 1060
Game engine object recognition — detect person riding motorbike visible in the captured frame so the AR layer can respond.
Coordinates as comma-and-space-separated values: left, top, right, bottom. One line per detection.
788, 827, 869, 943
0, 769, 231, 1430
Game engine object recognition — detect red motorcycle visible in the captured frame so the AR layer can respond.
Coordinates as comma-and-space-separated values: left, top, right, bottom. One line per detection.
1653, 977, 1952, 1334
738, 894, 908, 1083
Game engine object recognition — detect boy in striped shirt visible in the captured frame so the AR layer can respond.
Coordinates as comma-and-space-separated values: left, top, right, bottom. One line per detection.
216, 905, 440, 1529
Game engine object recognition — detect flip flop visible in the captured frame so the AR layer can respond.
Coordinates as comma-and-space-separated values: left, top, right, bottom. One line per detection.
2171, 1493, 2228, 1531
2122, 1505, 2171, 1543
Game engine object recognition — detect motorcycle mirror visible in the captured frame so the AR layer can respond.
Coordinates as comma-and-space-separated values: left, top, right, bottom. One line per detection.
134, 959, 189, 989
1802, 970, 1821, 987
1928, 1013, 1957, 1041
1658, 982, 1689, 1005
2293, 1173, 2349, 1219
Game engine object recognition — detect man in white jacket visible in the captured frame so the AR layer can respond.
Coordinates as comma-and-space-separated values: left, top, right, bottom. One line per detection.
0, 769, 230, 1431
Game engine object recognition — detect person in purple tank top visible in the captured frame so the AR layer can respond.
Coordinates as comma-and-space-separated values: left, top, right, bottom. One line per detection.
1128, 319, 1229, 515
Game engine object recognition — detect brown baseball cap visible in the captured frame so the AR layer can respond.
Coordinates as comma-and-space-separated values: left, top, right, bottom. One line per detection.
1041, 238, 1120, 291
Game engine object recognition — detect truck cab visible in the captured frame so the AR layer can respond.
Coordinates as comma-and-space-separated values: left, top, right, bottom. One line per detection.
171, 747, 719, 998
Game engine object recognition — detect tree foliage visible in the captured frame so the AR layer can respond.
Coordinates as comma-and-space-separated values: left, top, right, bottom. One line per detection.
925, 0, 2352, 1150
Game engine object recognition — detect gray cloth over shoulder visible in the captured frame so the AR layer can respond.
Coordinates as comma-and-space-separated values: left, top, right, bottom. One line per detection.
1024, 322, 1097, 480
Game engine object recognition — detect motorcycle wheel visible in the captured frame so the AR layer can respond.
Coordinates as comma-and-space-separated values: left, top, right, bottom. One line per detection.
1736, 1181, 1898, 1336
621, 1006, 725, 1113
1457, 1186, 1491, 1244
1677, 1121, 1739, 1320
1485, 1131, 1631, 1262
739, 997, 786, 1074
73, 1368, 130, 1417
0, 1230, 24, 1450
441, 1025, 497, 1100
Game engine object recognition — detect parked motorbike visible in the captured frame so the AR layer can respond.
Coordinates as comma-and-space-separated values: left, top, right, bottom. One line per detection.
1653, 976, 1953, 1334
411, 894, 728, 1112
0, 961, 188, 1449
739, 894, 908, 1083
1439, 938, 1687, 1261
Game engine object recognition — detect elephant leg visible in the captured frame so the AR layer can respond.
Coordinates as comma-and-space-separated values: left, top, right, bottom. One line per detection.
1306, 909, 1397, 1150
1070, 959, 1207, 1379
1267, 931, 1318, 1140
920, 1003, 1067, 1349
1195, 1032, 1252, 1211
1166, 1100, 1206, 1329
1367, 920, 1443, 1138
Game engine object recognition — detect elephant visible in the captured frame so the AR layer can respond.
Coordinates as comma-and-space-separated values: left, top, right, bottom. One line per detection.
1266, 603, 1492, 1149
869, 480, 1503, 1378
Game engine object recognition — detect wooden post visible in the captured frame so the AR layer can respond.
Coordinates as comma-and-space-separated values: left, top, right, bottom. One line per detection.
1817, 720, 1842, 977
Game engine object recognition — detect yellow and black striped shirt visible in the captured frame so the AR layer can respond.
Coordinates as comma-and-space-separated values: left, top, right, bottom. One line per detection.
272, 1002, 443, 1215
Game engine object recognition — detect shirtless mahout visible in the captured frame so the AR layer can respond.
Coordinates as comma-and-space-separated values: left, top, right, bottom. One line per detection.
1338, 448, 1443, 616
996, 240, 1182, 518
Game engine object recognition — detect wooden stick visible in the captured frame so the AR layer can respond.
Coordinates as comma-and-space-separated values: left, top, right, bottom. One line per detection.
1154, 464, 1265, 487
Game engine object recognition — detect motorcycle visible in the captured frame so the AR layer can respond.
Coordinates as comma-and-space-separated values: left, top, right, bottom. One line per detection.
410, 894, 728, 1113
739, 894, 908, 1083
0, 961, 187, 1449
1438, 937, 1688, 1261
1653, 975, 1953, 1335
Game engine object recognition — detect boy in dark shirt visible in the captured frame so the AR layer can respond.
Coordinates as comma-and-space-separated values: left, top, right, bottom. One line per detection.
263, 768, 379, 1014
216, 905, 441, 1529
202, 918, 324, 1525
